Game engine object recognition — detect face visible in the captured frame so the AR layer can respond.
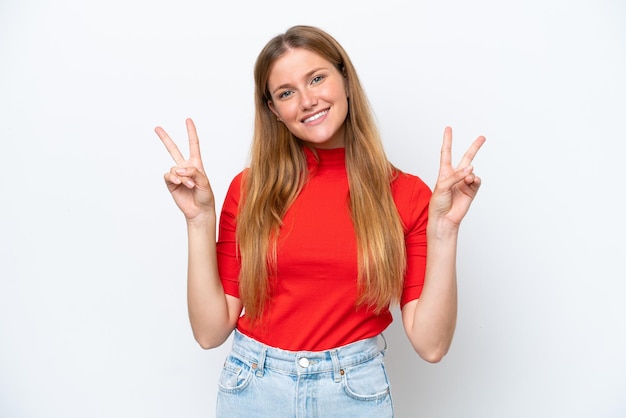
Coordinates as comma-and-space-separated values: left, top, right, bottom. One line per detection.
267, 48, 349, 149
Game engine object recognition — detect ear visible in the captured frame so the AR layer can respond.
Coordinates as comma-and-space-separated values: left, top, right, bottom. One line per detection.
267, 100, 280, 118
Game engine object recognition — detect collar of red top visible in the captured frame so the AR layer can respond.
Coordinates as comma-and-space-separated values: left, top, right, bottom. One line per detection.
303, 146, 346, 175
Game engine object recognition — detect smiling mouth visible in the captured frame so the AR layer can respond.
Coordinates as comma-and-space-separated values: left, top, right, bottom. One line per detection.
302, 109, 329, 123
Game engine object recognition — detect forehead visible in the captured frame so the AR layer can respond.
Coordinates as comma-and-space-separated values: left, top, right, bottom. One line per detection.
267, 48, 335, 87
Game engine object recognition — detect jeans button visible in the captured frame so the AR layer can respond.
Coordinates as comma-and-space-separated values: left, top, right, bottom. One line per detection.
298, 357, 310, 367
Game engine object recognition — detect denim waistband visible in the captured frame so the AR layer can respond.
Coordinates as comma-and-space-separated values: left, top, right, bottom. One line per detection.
230, 329, 387, 381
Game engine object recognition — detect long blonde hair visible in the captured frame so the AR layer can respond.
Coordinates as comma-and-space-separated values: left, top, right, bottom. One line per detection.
237, 25, 407, 321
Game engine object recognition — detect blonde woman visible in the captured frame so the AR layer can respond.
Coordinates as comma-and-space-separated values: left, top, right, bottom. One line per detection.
156, 25, 485, 418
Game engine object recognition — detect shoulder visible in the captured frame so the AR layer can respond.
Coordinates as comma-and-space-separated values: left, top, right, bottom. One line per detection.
222, 168, 249, 210
391, 170, 432, 204
391, 170, 432, 231
226, 168, 249, 194
229, 168, 248, 187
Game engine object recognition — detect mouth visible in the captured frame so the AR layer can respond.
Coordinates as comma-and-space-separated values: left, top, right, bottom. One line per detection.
301, 109, 329, 124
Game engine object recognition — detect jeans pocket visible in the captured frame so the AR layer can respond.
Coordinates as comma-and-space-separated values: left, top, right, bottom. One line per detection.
341, 354, 391, 401
217, 353, 254, 394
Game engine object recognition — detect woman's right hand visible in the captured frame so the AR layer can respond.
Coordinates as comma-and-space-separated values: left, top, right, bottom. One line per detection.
155, 118, 215, 223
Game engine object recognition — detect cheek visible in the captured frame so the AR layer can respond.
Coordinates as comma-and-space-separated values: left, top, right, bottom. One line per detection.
277, 102, 298, 118
337, 94, 349, 117
331, 85, 349, 108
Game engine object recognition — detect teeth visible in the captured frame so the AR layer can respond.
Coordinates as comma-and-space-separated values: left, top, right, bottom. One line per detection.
303, 110, 328, 123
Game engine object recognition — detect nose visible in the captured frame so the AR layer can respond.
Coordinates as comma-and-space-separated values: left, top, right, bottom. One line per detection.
299, 90, 317, 110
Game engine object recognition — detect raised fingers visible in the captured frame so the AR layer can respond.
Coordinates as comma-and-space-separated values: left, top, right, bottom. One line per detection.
155, 126, 186, 166
185, 118, 202, 161
439, 127, 486, 172
439, 126, 454, 170
457, 135, 486, 170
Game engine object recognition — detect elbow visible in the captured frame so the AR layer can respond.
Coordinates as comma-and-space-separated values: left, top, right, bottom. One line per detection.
418, 348, 447, 364
194, 331, 230, 350
405, 324, 454, 363
191, 318, 238, 350
411, 341, 450, 363
196, 338, 220, 350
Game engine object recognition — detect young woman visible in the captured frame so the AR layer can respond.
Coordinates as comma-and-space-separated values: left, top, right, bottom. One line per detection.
155, 25, 485, 417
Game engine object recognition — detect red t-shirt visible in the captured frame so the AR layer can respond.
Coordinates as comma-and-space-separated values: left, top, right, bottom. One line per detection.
217, 146, 431, 351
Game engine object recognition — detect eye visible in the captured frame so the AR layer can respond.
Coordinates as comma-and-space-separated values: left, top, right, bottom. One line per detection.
278, 90, 293, 99
311, 75, 325, 85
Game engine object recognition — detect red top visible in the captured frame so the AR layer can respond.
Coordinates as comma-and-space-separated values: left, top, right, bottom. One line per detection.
217, 147, 432, 351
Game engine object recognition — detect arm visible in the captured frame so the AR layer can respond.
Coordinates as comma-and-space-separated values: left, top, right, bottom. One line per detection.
185, 214, 242, 349
402, 127, 485, 363
156, 118, 242, 349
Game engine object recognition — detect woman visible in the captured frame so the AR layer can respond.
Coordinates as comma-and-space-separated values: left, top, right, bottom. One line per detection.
156, 25, 484, 417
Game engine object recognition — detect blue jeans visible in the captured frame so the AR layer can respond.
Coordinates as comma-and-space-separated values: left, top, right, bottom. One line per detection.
216, 329, 394, 417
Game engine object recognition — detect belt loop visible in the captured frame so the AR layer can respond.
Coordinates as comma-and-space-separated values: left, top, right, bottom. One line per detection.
380, 333, 388, 355
330, 349, 341, 383
256, 347, 267, 377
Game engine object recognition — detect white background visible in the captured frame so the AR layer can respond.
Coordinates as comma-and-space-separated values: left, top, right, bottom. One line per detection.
1, 0, 625, 417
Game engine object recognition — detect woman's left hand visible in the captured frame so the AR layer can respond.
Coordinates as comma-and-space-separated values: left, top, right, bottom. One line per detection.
429, 127, 486, 229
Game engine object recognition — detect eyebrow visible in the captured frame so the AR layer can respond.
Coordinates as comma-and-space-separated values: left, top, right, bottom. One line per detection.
270, 66, 328, 96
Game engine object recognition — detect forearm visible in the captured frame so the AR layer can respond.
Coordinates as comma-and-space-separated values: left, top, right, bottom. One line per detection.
186, 215, 238, 349
402, 126, 484, 362
403, 222, 459, 362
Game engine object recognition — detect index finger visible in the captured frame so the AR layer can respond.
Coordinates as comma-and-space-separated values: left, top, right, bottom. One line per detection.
155, 125, 185, 166
456, 135, 486, 169
185, 118, 202, 160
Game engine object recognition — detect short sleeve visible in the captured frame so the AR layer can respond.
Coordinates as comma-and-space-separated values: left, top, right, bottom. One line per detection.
392, 173, 432, 307
216, 171, 246, 298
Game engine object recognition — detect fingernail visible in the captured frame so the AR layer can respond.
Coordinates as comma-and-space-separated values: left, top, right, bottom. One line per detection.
176, 168, 186, 175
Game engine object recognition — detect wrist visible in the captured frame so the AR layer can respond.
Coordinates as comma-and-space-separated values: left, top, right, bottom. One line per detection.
186, 210, 216, 230
427, 218, 460, 241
